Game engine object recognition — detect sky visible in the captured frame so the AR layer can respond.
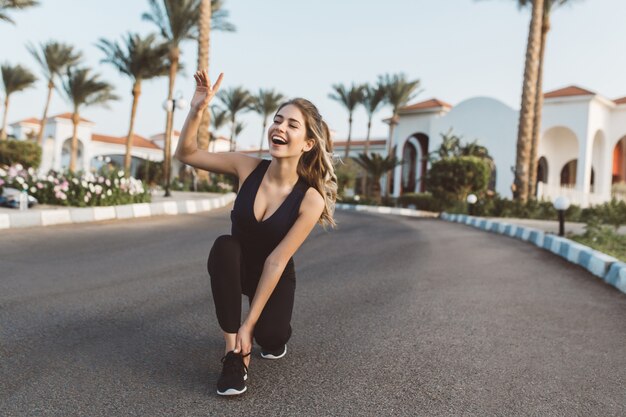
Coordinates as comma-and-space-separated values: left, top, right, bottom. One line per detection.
1, 0, 625, 150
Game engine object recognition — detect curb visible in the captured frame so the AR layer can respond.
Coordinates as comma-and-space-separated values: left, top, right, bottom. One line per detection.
440, 212, 625, 295
335, 203, 439, 218
0, 192, 236, 229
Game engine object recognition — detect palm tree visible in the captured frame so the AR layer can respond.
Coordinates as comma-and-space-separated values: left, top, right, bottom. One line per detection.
217, 86, 253, 151
1, 63, 37, 140
359, 82, 387, 195
97, 33, 169, 177
196, 0, 235, 182
250, 89, 284, 157
61, 67, 118, 172
513, 0, 544, 202
209, 105, 228, 152
361, 82, 387, 156
354, 147, 400, 205
143, 0, 199, 196
0, 0, 38, 24
234, 121, 245, 150
521, 0, 579, 198
27, 41, 81, 146
329, 83, 364, 159
379, 73, 421, 199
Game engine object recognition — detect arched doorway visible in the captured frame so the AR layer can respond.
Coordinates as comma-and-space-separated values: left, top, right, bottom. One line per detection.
560, 160, 594, 188
400, 133, 429, 194
537, 157, 548, 183
612, 136, 626, 184
401, 141, 417, 193
61, 138, 84, 171
538, 126, 579, 187
560, 160, 576, 187
535, 156, 548, 196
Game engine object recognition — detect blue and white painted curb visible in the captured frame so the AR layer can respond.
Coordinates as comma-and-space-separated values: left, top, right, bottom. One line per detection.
441, 212, 626, 295
0, 192, 236, 229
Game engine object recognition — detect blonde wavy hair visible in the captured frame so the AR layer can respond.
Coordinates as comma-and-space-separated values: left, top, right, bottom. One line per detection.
275, 98, 338, 229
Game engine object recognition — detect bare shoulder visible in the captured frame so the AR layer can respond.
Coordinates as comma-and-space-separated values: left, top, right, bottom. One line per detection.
300, 187, 325, 217
231, 153, 264, 180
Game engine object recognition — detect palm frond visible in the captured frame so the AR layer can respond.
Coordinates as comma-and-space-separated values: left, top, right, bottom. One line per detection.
362, 82, 387, 117
217, 86, 253, 120
27, 41, 81, 83
97, 32, 169, 82
0, 0, 38, 24
378, 73, 421, 113
211, 0, 236, 32
61, 66, 117, 111
1, 62, 37, 95
329, 83, 364, 113
250, 88, 285, 119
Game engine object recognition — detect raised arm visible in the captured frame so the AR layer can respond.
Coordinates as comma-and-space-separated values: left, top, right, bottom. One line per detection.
174, 69, 261, 177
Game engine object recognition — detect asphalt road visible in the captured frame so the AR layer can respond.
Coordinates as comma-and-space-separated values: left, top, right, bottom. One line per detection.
1, 207, 625, 416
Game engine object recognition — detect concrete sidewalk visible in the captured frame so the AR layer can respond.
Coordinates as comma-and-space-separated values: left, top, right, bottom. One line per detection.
0, 190, 236, 229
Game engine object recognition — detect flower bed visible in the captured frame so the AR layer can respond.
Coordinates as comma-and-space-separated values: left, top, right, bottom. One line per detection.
0, 164, 150, 207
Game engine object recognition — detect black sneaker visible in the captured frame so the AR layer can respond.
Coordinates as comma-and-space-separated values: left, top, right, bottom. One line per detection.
216, 351, 249, 396
260, 344, 287, 360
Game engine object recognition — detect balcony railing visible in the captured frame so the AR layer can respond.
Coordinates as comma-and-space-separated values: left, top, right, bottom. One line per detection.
536, 182, 605, 208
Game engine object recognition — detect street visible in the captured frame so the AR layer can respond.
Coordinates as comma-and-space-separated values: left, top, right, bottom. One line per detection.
1, 207, 625, 416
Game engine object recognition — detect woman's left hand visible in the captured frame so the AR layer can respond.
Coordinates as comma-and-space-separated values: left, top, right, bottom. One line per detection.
234, 323, 254, 355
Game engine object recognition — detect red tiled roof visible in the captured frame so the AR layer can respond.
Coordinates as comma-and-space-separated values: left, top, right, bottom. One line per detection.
92, 133, 161, 150
332, 139, 387, 147
239, 139, 387, 154
49, 112, 94, 123
614, 97, 626, 105
544, 86, 595, 99
400, 98, 452, 112
15, 117, 41, 125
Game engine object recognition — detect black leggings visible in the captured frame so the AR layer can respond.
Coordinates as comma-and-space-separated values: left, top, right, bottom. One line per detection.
207, 234, 295, 351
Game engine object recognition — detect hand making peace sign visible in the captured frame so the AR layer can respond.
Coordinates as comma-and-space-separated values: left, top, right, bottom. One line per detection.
191, 69, 224, 113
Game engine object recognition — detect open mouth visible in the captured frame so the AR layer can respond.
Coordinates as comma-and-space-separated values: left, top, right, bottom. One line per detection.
271, 136, 288, 146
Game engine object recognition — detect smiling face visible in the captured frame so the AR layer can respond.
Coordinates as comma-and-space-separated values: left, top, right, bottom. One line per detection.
268, 104, 315, 158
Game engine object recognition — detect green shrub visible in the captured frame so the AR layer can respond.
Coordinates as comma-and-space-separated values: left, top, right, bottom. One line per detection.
397, 192, 444, 212
334, 158, 361, 196
426, 156, 491, 205
0, 139, 41, 168
571, 215, 626, 262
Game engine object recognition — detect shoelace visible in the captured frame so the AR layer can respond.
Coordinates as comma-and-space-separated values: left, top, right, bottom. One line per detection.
221, 351, 251, 376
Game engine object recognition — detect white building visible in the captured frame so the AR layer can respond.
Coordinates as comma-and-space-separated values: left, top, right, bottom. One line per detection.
9, 114, 231, 179
390, 86, 626, 207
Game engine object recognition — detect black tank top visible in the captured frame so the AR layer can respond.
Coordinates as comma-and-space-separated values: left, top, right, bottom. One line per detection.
231, 159, 308, 282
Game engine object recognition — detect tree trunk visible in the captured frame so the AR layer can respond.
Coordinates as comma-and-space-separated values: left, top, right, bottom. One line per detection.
344, 113, 353, 160
258, 118, 267, 157
196, 0, 211, 184
372, 175, 382, 205
514, 0, 544, 203
0, 95, 9, 140
384, 115, 398, 199
163, 47, 179, 197
124, 80, 141, 178
528, 14, 550, 199
361, 117, 373, 197
229, 116, 236, 151
37, 79, 54, 146
69, 111, 80, 173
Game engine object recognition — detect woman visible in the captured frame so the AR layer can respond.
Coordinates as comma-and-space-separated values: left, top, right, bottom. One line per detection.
174, 69, 337, 396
